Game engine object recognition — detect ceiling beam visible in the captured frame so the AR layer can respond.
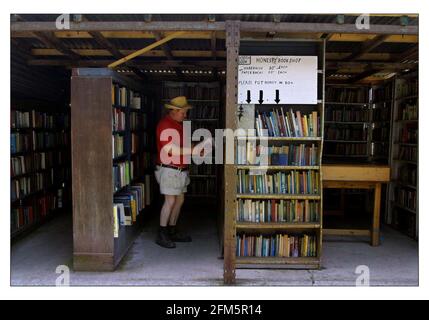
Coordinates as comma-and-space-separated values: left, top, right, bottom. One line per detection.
88, 31, 147, 80
395, 44, 418, 62
26, 59, 226, 68
33, 31, 80, 60
154, 32, 184, 79
345, 35, 389, 61
11, 21, 418, 35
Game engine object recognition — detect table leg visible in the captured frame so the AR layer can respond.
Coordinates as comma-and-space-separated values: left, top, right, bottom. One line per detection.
371, 183, 382, 246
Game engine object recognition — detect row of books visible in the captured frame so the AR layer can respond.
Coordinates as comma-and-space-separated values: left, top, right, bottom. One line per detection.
398, 146, 417, 162
11, 168, 70, 201
372, 85, 393, 103
236, 233, 317, 258
112, 85, 142, 109
112, 109, 126, 131
324, 143, 367, 156
11, 151, 68, 177
236, 143, 319, 166
113, 178, 152, 238
255, 109, 320, 138
11, 132, 68, 154
187, 103, 219, 119
326, 87, 369, 103
130, 113, 146, 131
32, 132, 68, 150
372, 144, 389, 158
237, 199, 320, 223
163, 84, 220, 100
400, 104, 418, 121
11, 189, 65, 233
113, 161, 132, 192
189, 164, 216, 176
325, 127, 367, 141
187, 179, 217, 195
237, 170, 320, 195
398, 165, 417, 186
112, 134, 125, 158
400, 125, 417, 144
372, 127, 390, 142
373, 107, 391, 122
325, 107, 369, 122
11, 110, 69, 130
395, 187, 417, 211
396, 79, 418, 99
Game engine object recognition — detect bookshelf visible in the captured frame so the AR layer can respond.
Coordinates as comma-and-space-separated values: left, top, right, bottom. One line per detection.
11, 105, 71, 240
226, 39, 325, 272
388, 72, 418, 239
323, 85, 371, 162
71, 68, 154, 271
162, 81, 221, 202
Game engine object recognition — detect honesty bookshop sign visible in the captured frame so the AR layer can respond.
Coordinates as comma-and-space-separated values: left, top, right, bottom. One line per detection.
238, 55, 318, 105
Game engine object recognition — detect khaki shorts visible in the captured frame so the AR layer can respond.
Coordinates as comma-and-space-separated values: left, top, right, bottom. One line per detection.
155, 166, 190, 195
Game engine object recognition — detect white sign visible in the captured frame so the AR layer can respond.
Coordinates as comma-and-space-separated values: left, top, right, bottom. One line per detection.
238, 55, 318, 105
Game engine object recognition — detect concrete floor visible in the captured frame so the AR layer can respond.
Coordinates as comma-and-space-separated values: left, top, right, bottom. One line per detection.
11, 209, 418, 286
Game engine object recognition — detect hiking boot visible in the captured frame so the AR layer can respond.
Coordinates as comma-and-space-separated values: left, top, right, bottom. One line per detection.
168, 226, 192, 242
156, 227, 176, 248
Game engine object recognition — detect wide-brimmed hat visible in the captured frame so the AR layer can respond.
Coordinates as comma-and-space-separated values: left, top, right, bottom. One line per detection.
164, 96, 193, 110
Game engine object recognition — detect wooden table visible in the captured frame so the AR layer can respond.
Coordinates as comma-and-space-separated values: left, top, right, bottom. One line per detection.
322, 164, 390, 246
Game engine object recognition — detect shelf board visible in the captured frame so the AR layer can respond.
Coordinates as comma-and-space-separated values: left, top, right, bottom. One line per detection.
11, 165, 68, 180
113, 154, 128, 162
236, 165, 320, 170
11, 146, 68, 157
237, 194, 321, 200
236, 256, 320, 265
392, 202, 417, 215
112, 130, 127, 135
187, 118, 219, 122
236, 222, 321, 230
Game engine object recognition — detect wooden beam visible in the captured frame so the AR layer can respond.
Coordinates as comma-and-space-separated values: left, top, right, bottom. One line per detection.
31, 48, 227, 58
326, 61, 416, 71
11, 21, 226, 32
27, 59, 226, 68
33, 31, 80, 60
88, 31, 146, 80
345, 35, 389, 61
108, 31, 187, 68
11, 21, 418, 35
394, 44, 418, 62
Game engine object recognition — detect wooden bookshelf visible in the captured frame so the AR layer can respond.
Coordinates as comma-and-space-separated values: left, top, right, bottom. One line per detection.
224, 39, 325, 278
11, 105, 71, 239
71, 68, 154, 271
387, 72, 418, 239
162, 81, 221, 202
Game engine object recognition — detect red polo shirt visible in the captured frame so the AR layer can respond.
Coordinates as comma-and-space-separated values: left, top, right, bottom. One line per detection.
156, 115, 187, 168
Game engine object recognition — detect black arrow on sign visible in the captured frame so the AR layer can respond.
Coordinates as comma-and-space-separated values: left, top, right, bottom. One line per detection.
246, 90, 251, 104
258, 90, 264, 104
275, 90, 280, 104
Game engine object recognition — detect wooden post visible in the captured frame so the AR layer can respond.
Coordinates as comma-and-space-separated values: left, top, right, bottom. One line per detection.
223, 20, 240, 285
371, 182, 382, 246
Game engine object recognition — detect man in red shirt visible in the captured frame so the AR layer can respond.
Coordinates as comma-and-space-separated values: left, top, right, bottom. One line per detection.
155, 96, 211, 248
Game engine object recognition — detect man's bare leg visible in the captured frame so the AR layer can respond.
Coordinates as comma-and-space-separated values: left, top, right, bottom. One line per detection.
160, 195, 176, 226
168, 193, 191, 242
